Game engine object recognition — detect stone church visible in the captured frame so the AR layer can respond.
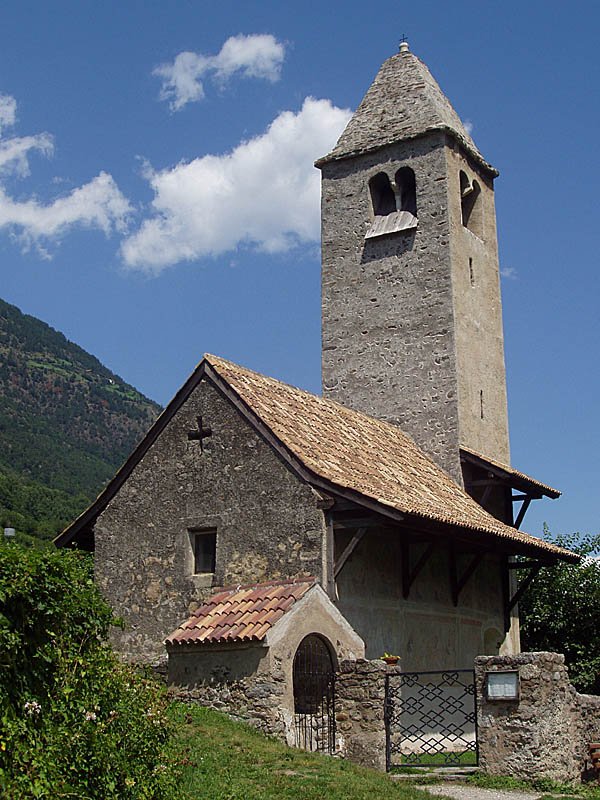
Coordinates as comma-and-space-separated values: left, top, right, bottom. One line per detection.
57, 44, 575, 731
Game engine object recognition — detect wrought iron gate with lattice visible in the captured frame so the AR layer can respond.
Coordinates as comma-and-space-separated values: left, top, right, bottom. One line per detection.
384, 669, 478, 770
292, 634, 336, 754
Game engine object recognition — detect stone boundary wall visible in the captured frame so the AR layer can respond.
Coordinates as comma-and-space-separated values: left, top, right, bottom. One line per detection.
475, 653, 600, 783
169, 657, 395, 768
168, 671, 288, 739
335, 658, 398, 770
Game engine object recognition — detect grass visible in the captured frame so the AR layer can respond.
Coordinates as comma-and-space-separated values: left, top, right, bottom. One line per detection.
168, 702, 438, 800
464, 771, 600, 798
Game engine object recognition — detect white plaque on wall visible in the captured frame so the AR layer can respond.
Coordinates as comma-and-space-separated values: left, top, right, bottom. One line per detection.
486, 670, 519, 701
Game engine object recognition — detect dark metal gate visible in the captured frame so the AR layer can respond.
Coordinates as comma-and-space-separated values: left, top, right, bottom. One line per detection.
293, 634, 336, 754
384, 669, 478, 770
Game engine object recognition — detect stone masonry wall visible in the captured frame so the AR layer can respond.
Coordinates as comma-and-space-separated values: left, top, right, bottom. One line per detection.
169, 671, 288, 739
321, 133, 463, 483
476, 653, 600, 782
335, 659, 393, 770
321, 128, 511, 481
446, 144, 510, 465
95, 377, 326, 664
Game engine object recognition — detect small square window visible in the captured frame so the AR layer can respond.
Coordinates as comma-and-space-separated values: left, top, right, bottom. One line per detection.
191, 529, 216, 574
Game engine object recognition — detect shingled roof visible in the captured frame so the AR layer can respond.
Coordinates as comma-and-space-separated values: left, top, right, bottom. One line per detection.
166, 578, 315, 646
206, 356, 573, 561
56, 353, 576, 562
316, 48, 497, 176
460, 446, 561, 500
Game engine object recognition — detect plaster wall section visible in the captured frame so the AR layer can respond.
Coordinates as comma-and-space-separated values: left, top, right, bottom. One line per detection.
321, 133, 462, 483
94, 377, 326, 664
446, 144, 510, 464
334, 528, 513, 669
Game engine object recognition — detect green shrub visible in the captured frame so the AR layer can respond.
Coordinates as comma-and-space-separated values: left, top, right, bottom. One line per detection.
0, 543, 178, 799
520, 528, 600, 695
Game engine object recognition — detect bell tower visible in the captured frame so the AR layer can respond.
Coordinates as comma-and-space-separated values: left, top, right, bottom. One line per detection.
316, 43, 510, 485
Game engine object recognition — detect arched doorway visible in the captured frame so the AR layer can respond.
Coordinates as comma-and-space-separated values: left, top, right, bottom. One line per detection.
292, 634, 336, 754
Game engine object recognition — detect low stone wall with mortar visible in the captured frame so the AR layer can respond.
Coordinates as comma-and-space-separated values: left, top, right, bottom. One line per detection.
475, 652, 600, 783
168, 671, 288, 739
335, 658, 397, 770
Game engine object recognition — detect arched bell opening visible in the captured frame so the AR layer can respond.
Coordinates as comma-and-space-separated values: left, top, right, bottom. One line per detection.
369, 172, 396, 217
394, 166, 417, 217
366, 168, 418, 240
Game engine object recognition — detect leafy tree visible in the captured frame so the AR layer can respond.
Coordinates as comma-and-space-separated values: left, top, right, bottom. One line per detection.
519, 527, 600, 694
0, 543, 178, 799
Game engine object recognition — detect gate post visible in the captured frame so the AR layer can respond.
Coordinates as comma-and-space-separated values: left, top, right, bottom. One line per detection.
335, 659, 398, 771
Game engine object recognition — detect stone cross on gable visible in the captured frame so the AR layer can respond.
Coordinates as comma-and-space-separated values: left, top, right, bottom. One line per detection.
187, 415, 212, 451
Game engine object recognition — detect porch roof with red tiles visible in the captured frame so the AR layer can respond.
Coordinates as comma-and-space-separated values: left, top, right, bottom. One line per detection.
165, 577, 315, 646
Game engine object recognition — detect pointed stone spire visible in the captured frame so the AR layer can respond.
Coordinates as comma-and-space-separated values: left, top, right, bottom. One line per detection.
317, 47, 497, 175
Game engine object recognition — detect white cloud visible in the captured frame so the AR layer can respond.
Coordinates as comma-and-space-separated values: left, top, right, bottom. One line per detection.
212, 33, 284, 82
154, 34, 285, 111
0, 94, 17, 134
0, 172, 130, 245
121, 97, 351, 274
464, 119, 474, 135
0, 133, 53, 177
154, 52, 208, 110
0, 94, 131, 255
500, 266, 518, 280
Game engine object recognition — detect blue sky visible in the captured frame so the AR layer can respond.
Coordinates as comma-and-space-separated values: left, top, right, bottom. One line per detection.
0, 0, 598, 538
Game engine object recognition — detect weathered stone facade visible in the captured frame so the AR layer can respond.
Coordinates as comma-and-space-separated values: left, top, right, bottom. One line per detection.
321, 134, 463, 482
95, 377, 327, 663
169, 657, 289, 738
476, 652, 600, 782
320, 53, 510, 483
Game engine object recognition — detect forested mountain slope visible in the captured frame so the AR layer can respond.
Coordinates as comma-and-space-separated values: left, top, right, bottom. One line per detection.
0, 298, 161, 542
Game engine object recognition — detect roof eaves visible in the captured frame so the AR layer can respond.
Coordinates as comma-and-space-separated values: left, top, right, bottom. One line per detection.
460, 447, 561, 499
315, 125, 499, 178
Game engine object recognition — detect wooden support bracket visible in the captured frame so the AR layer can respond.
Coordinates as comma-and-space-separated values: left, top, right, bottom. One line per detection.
507, 559, 551, 570
401, 540, 434, 599
506, 563, 542, 616
514, 495, 532, 530
334, 527, 367, 578
450, 549, 484, 606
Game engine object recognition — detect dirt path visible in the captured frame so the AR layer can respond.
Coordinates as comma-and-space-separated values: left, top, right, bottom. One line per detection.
423, 784, 542, 800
